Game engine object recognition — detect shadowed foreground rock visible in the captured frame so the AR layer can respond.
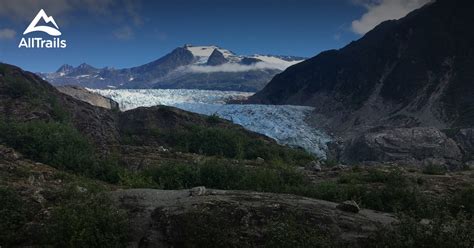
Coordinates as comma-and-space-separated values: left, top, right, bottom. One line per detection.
110, 188, 396, 247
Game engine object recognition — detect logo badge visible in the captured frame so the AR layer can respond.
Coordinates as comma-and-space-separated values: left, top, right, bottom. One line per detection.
18, 9, 67, 48
23, 9, 61, 36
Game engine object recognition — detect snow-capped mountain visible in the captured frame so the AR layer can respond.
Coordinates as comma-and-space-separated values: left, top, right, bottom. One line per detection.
40, 45, 305, 92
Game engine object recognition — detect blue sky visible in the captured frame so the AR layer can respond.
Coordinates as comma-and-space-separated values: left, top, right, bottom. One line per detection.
0, 0, 429, 72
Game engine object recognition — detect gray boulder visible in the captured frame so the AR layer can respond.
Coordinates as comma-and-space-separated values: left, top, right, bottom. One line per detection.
306, 160, 322, 172
340, 127, 462, 168
109, 189, 395, 247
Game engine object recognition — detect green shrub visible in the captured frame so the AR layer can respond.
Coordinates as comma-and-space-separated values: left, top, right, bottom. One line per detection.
146, 160, 307, 193
0, 120, 121, 183
145, 162, 434, 217
206, 113, 221, 124
158, 125, 314, 166
451, 186, 474, 216
45, 192, 128, 248
367, 213, 474, 248
118, 170, 157, 188
0, 187, 28, 246
265, 214, 333, 248
422, 164, 447, 175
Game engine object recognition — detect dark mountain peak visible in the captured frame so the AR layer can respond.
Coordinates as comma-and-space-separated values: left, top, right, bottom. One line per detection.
250, 0, 474, 134
126, 47, 195, 87
56, 64, 74, 74
207, 49, 228, 66
77, 63, 96, 70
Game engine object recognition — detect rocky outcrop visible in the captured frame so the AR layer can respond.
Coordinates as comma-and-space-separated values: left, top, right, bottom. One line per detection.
333, 127, 463, 168
110, 188, 396, 247
56, 85, 119, 110
453, 128, 474, 161
206, 49, 228, 66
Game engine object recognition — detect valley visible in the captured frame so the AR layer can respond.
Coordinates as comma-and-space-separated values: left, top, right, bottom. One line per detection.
1, 0, 473, 247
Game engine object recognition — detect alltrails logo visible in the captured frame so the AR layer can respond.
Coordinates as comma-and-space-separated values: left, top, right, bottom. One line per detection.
18, 9, 67, 49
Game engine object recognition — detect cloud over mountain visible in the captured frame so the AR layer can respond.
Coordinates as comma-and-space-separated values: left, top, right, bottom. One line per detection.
351, 0, 431, 34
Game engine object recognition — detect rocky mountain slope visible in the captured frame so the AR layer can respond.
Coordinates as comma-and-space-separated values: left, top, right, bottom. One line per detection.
40, 45, 304, 91
249, 0, 474, 166
250, 0, 474, 133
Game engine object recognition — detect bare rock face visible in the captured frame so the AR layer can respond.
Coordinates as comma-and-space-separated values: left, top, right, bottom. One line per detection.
306, 160, 322, 172
0, 144, 21, 161
56, 85, 119, 110
109, 189, 396, 247
338, 127, 463, 168
453, 128, 474, 161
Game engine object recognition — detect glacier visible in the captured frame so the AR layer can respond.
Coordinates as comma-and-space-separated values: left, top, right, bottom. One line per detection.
91, 89, 330, 158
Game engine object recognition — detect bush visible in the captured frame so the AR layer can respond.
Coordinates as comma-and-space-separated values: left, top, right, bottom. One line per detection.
422, 163, 447, 175
0, 187, 28, 246
206, 113, 221, 124
0, 120, 121, 183
367, 213, 474, 248
146, 160, 307, 193
265, 214, 333, 248
159, 125, 314, 166
145, 163, 435, 217
451, 186, 474, 217
44, 192, 128, 248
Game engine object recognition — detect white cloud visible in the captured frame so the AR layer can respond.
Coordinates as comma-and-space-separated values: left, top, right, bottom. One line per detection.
351, 0, 431, 35
0, 28, 16, 40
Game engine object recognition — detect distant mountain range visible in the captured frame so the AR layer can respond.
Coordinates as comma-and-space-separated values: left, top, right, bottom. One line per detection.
40, 45, 305, 92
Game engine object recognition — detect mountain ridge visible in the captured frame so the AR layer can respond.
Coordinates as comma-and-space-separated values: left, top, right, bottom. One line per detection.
40, 45, 305, 92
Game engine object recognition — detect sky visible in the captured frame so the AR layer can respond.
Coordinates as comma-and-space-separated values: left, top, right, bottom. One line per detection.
0, 0, 429, 72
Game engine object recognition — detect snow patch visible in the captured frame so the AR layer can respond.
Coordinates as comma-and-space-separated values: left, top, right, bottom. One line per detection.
252, 55, 303, 70
186, 45, 234, 58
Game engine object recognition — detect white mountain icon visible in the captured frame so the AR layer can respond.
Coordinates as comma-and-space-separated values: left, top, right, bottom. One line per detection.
23, 9, 61, 36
